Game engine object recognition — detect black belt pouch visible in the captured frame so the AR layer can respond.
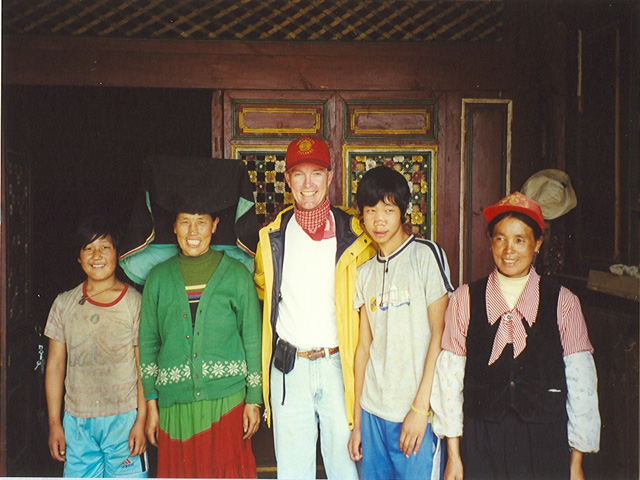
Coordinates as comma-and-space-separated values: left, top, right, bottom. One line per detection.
274, 338, 296, 374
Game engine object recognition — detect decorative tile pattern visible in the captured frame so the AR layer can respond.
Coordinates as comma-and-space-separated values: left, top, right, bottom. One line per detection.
3, 0, 504, 42
238, 150, 292, 227
236, 146, 437, 238
348, 149, 436, 239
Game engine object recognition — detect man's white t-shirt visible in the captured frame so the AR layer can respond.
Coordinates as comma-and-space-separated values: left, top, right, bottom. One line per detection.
276, 215, 338, 349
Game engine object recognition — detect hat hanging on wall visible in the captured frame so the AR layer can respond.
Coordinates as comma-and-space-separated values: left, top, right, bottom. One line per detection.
521, 169, 577, 220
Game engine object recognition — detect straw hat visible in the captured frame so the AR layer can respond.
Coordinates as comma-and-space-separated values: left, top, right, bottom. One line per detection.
521, 169, 577, 220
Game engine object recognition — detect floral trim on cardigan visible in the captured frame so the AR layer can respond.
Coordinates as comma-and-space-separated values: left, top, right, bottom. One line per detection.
141, 360, 262, 388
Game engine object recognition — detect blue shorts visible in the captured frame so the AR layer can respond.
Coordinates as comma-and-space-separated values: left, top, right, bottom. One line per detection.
63, 410, 148, 478
361, 409, 444, 480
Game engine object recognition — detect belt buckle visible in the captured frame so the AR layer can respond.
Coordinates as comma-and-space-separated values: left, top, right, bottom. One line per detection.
306, 348, 325, 361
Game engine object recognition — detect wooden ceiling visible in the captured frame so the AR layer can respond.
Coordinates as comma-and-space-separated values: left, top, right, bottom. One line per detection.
2, 0, 504, 42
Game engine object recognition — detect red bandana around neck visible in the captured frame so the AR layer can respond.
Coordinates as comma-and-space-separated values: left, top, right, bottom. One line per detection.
294, 198, 335, 241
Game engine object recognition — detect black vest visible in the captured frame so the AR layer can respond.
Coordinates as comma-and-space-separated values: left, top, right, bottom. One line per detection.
463, 276, 568, 424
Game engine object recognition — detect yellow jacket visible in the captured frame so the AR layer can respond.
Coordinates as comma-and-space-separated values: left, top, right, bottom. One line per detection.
254, 205, 375, 428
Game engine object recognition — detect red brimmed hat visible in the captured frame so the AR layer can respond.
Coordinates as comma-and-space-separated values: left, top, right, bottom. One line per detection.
285, 137, 331, 171
483, 191, 545, 233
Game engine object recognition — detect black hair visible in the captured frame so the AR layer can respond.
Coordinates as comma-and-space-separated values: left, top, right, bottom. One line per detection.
487, 211, 543, 241
173, 211, 217, 223
76, 214, 120, 255
356, 166, 410, 215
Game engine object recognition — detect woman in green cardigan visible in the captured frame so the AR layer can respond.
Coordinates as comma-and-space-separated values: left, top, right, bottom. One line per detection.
139, 211, 262, 478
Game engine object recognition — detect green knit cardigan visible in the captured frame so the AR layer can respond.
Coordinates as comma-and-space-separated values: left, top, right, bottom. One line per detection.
139, 253, 262, 407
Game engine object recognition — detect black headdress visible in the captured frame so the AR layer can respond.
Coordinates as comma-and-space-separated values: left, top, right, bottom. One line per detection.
119, 155, 259, 284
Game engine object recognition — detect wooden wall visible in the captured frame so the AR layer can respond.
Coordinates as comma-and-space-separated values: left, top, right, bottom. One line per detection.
3, 2, 636, 273
1, 2, 563, 286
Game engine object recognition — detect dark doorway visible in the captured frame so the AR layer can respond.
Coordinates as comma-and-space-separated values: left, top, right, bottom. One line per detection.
2, 85, 212, 476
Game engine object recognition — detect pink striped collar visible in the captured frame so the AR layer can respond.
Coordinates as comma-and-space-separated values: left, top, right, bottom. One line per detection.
486, 268, 541, 327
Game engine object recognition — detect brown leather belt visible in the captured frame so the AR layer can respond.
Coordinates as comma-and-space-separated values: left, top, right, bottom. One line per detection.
296, 346, 339, 361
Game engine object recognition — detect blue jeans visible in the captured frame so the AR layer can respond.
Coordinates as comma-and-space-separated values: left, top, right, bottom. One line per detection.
270, 352, 358, 480
361, 409, 443, 480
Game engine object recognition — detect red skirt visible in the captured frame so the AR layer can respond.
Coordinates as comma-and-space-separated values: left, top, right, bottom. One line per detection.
157, 391, 257, 478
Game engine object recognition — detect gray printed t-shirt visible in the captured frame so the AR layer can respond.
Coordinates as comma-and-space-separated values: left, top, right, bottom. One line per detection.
354, 236, 450, 423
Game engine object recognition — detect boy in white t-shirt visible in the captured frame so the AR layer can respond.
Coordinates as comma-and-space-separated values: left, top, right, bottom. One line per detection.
348, 166, 452, 480
45, 216, 147, 477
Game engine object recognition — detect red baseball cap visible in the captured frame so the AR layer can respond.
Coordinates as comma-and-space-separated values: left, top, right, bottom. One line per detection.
285, 137, 331, 171
483, 191, 545, 233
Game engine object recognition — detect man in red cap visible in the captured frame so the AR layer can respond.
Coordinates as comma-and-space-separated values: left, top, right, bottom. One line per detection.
255, 137, 375, 479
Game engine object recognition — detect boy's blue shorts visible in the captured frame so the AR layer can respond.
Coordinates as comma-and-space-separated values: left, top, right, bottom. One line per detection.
361, 409, 444, 480
63, 409, 148, 478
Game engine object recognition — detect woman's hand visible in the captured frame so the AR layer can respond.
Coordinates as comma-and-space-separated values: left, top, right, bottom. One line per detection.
243, 404, 261, 440
444, 455, 464, 480
570, 449, 585, 480
145, 399, 159, 447
445, 437, 464, 480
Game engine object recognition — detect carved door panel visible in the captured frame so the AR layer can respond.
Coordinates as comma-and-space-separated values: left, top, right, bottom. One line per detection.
460, 99, 512, 283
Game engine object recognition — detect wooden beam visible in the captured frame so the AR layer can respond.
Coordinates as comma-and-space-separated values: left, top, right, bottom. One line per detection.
3, 36, 534, 92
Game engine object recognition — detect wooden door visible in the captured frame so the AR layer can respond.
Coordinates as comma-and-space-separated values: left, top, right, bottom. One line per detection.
459, 99, 512, 283
1, 150, 53, 475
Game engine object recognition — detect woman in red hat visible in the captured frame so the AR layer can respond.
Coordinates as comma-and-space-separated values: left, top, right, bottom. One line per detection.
431, 192, 600, 480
